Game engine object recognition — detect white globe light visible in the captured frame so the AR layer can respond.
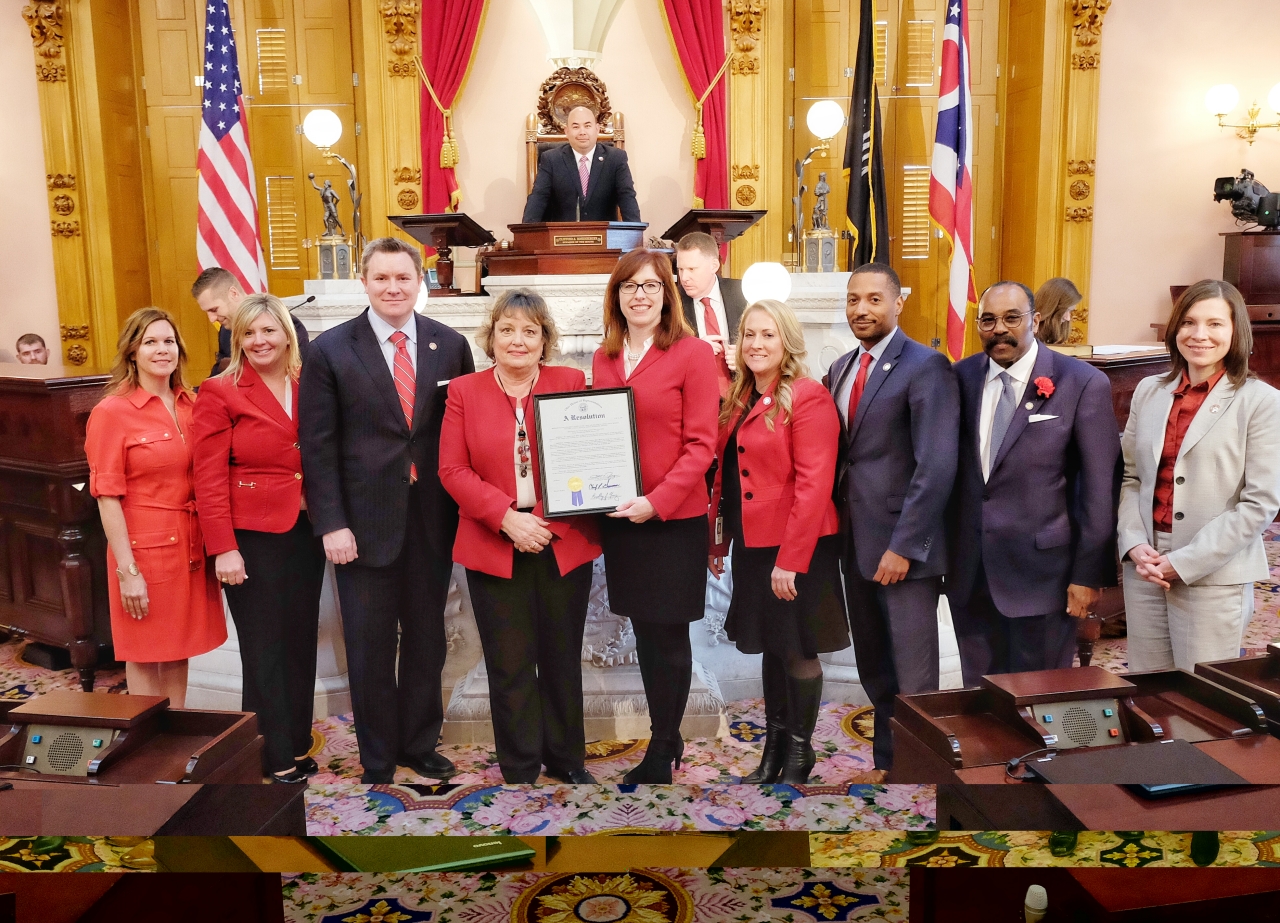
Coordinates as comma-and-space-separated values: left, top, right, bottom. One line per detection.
741, 262, 792, 304
1205, 83, 1239, 117
1269, 82, 1280, 115
806, 99, 846, 141
302, 109, 343, 148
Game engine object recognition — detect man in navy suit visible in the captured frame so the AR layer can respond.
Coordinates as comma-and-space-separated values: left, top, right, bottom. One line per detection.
299, 237, 475, 783
522, 106, 641, 223
828, 264, 959, 771
947, 281, 1120, 685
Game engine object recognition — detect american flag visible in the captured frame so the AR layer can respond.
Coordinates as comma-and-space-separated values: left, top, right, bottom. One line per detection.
929, 0, 976, 361
196, 0, 267, 294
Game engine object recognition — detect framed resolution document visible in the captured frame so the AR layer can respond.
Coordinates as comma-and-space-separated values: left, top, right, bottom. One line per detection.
533, 388, 642, 517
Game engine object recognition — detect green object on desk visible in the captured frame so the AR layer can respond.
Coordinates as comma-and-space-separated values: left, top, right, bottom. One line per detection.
310, 835, 536, 873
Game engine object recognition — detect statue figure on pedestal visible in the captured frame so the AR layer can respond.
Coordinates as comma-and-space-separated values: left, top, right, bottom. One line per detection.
308, 173, 345, 238
812, 172, 831, 231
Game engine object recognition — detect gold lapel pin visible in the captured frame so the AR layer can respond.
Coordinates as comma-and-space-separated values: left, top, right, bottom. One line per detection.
429, 342, 438, 350
882, 363, 891, 371
1025, 402, 1034, 410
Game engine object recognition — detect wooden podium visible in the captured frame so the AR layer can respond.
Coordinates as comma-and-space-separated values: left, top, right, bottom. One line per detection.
1224, 230, 1280, 387
483, 221, 648, 275
388, 213, 496, 296
660, 208, 766, 248
0, 366, 112, 690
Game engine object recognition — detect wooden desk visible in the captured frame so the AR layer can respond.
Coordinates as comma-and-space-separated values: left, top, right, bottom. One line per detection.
1197, 643, 1280, 736
1081, 350, 1171, 430
911, 868, 1280, 922
0, 783, 305, 835
0, 367, 112, 689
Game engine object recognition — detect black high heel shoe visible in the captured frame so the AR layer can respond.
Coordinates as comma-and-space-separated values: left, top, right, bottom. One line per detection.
780, 674, 824, 785
622, 737, 685, 784
294, 756, 319, 775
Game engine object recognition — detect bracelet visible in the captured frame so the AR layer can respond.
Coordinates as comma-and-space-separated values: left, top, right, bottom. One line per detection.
116, 561, 140, 578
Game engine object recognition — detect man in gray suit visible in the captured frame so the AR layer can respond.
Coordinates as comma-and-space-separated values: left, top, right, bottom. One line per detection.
947, 281, 1120, 684
828, 264, 959, 771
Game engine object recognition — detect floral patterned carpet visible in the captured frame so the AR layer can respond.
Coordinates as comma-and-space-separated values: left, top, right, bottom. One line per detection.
0, 837, 155, 872
810, 830, 1280, 868
281, 868, 908, 923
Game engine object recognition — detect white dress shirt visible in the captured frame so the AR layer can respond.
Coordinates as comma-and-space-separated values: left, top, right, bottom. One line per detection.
367, 308, 417, 376
834, 326, 900, 427
691, 277, 731, 343
623, 335, 653, 379
980, 339, 1038, 480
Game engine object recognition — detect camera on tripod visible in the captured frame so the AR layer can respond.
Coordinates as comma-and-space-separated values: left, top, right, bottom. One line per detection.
1214, 169, 1280, 226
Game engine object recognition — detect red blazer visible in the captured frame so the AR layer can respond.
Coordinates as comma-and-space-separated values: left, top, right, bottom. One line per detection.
591, 335, 719, 521
439, 364, 602, 579
192, 365, 304, 556
709, 376, 841, 572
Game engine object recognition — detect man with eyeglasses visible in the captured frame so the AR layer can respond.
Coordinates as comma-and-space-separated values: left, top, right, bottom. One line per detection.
945, 281, 1120, 683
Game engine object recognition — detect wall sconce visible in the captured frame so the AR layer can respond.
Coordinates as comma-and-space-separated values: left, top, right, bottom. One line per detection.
805, 100, 847, 157
302, 109, 364, 253
1205, 83, 1280, 145
742, 261, 793, 303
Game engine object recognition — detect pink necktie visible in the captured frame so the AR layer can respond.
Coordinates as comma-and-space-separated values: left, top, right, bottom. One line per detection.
579, 154, 590, 197
390, 331, 417, 481
702, 297, 731, 397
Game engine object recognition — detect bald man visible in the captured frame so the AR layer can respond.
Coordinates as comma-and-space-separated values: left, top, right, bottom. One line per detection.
522, 105, 640, 223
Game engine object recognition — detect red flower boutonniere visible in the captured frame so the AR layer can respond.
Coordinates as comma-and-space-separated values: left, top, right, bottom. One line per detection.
1034, 376, 1055, 399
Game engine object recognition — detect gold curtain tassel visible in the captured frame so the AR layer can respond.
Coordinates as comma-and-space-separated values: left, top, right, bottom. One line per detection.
692, 103, 707, 160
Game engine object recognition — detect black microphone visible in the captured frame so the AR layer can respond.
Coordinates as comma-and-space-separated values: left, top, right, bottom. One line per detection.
576, 193, 582, 222
288, 295, 316, 314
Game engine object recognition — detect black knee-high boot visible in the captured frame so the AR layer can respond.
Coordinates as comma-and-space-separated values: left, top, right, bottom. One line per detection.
744, 652, 788, 783
625, 621, 690, 784
780, 673, 824, 784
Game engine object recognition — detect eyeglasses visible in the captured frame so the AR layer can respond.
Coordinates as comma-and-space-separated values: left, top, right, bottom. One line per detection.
619, 280, 664, 295
977, 310, 1033, 332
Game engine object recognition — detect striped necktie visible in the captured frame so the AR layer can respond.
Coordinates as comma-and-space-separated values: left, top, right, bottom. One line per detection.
390, 330, 417, 481
579, 154, 590, 197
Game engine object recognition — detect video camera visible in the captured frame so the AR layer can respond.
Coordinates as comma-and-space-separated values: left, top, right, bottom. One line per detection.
1213, 169, 1280, 226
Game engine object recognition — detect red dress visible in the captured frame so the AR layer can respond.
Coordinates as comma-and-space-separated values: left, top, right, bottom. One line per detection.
85, 387, 227, 662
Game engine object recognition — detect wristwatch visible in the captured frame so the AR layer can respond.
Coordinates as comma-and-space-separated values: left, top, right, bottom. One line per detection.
116, 561, 140, 578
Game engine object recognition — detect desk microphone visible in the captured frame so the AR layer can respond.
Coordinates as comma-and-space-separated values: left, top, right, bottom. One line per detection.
1024, 885, 1048, 923
576, 193, 582, 222
289, 295, 316, 313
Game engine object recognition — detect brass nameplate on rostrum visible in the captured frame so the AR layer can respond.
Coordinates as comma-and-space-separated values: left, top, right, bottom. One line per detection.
553, 234, 604, 247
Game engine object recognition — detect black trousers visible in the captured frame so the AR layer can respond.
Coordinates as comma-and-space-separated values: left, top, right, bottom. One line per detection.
954, 569, 1077, 688
844, 565, 941, 770
466, 549, 592, 782
334, 504, 453, 780
222, 513, 325, 773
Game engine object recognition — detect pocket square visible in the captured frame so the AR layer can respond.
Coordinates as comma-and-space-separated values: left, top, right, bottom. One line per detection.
1028, 413, 1058, 423
436, 379, 451, 386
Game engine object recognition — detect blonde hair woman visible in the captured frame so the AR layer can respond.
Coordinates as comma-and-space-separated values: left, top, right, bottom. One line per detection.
192, 294, 325, 782
708, 299, 848, 784
85, 308, 226, 706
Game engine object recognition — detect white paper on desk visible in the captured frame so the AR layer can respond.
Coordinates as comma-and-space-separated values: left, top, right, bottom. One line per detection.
1090, 345, 1168, 356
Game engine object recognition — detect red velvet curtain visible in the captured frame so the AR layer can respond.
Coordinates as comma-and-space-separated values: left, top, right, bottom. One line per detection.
420, 0, 488, 213
660, 0, 729, 211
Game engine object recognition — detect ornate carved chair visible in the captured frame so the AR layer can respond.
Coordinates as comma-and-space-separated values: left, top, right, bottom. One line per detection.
525, 67, 625, 194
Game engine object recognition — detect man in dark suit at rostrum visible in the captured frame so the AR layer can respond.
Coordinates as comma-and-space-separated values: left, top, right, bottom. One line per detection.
676, 231, 748, 399
522, 105, 641, 223
947, 281, 1120, 685
299, 236, 475, 784
828, 263, 960, 772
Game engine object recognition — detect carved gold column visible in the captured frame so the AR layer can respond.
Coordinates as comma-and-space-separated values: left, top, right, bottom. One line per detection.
727, 0, 785, 272
354, 0, 422, 246
1059, 0, 1109, 344
22, 2, 103, 368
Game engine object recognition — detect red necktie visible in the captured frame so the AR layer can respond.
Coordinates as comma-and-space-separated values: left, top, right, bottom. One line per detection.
847, 351, 874, 424
579, 154, 590, 197
390, 330, 417, 482
702, 296, 732, 397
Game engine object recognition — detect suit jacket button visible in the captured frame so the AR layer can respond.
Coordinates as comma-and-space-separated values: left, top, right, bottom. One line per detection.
293, 442, 300, 449
1175, 476, 1185, 485
982, 493, 989, 502
741, 469, 749, 477
737, 446, 745, 453
745, 492, 753, 500
402, 476, 410, 483
1174, 511, 1184, 520
295, 472, 302, 480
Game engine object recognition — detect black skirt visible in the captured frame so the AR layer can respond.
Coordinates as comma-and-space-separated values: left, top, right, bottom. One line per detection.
600, 514, 708, 624
726, 533, 850, 658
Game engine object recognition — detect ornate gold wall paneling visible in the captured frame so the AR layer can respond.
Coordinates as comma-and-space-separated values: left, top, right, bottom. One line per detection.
21, 0, 150, 369
352, 0, 420, 250
727, 0, 788, 273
